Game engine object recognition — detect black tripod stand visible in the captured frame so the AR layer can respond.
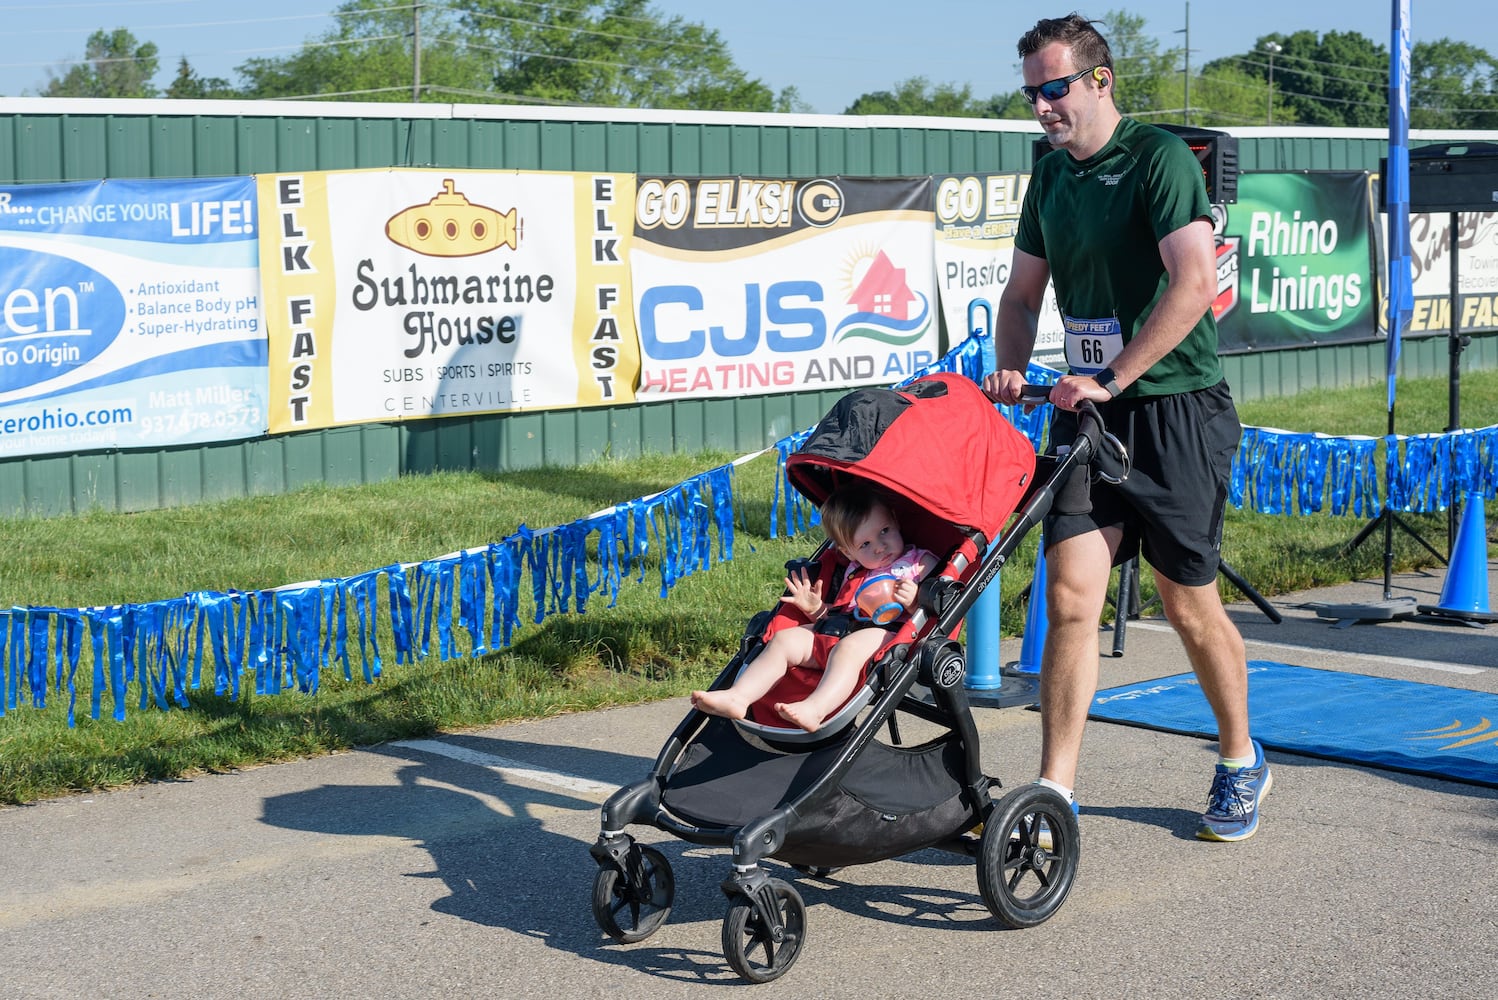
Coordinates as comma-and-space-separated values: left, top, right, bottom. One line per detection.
1317, 394, 1443, 625
1320, 426, 1448, 625
1337, 395, 1450, 578
1323, 200, 1478, 624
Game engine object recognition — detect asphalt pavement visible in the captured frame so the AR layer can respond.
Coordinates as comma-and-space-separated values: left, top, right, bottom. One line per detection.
2, 561, 1496, 999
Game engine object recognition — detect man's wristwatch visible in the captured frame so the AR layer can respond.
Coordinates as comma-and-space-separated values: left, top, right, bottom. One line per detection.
1094, 367, 1122, 399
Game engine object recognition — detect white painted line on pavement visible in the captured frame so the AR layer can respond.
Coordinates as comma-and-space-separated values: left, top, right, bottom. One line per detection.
1121, 620, 1485, 675
392, 738, 618, 796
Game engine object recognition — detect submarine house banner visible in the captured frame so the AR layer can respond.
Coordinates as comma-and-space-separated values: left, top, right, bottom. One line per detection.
256, 168, 638, 433
629, 175, 939, 402
0, 177, 267, 458
932, 171, 1065, 361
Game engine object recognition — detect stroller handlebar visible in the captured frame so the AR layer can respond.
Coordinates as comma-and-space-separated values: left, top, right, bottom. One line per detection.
1018, 383, 1102, 457
1017, 383, 1129, 485
1016, 383, 1054, 406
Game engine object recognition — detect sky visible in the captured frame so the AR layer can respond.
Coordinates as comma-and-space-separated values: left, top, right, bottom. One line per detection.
0, 0, 1493, 111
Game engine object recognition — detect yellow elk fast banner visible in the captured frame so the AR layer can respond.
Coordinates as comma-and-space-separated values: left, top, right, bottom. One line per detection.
256, 168, 637, 433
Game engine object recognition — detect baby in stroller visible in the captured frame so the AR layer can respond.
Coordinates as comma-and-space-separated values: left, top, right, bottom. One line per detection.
690, 484, 937, 732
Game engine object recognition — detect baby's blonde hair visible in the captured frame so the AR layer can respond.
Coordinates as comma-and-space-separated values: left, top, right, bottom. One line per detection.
819, 484, 897, 553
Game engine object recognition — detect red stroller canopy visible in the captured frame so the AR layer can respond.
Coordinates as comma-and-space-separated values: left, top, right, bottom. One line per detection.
785, 372, 1036, 553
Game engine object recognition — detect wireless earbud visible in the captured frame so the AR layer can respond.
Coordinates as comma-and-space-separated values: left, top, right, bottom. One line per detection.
1093, 67, 1108, 87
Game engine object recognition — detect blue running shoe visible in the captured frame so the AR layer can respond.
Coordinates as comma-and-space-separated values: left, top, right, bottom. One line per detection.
1196, 740, 1272, 842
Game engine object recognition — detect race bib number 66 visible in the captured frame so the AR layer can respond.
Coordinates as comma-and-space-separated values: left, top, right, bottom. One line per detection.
1063, 315, 1124, 375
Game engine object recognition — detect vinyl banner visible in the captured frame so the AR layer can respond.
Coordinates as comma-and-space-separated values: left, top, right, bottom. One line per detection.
631, 176, 939, 401
0, 177, 266, 457
932, 171, 1064, 362
1216, 171, 1376, 353
257, 169, 637, 433
1406, 211, 1498, 335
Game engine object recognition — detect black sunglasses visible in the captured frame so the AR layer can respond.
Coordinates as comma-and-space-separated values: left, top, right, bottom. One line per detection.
1021, 66, 1100, 105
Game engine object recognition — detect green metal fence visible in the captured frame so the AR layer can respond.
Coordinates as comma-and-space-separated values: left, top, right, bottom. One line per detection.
1, 99, 1493, 516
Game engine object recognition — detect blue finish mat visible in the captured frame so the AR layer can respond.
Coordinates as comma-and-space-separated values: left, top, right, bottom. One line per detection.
1090, 661, 1498, 788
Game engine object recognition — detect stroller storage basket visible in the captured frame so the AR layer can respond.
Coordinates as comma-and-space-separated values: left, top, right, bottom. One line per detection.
661, 717, 976, 868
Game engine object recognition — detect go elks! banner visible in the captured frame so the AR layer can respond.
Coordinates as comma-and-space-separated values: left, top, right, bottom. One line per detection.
256, 168, 637, 433
932, 171, 1065, 364
630, 176, 939, 401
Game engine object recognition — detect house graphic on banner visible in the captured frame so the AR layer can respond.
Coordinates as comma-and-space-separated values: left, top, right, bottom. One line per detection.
848, 250, 917, 320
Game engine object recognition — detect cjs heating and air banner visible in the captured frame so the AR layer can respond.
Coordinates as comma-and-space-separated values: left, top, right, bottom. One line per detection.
255, 168, 638, 434
629, 176, 940, 402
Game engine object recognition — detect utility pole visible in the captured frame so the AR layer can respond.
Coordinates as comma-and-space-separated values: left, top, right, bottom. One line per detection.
1183, 2, 1191, 124
1176, 2, 1192, 125
412, 3, 422, 102
1263, 41, 1282, 124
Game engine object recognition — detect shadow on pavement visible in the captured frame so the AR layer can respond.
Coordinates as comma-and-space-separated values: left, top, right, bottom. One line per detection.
257, 736, 1044, 983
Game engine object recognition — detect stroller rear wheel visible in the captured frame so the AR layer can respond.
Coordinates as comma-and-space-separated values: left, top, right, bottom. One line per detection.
592, 843, 675, 943
722, 878, 807, 983
977, 783, 1080, 928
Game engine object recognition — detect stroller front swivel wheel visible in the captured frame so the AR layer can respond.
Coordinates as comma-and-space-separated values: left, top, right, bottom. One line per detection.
977, 783, 1080, 928
722, 878, 807, 983
591, 843, 675, 943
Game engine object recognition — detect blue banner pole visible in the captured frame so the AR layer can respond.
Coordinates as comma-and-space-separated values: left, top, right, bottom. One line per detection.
962, 297, 1005, 690
961, 297, 1040, 705
1383, 0, 1414, 598
1387, 0, 1412, 416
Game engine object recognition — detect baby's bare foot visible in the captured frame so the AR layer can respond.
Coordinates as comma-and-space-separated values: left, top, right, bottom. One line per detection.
774, 701, 825, 733
692, 689, 748, 720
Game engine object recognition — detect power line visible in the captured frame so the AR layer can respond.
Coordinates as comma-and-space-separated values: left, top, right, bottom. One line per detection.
423, 33, 664, 76
5, 2, 712, 84
421, 84, 584, 105
1229, 49, 1387, 80
0, 0, 200, 12
4, 32, 407, 83
50, 13, 346, 36
268, 84, 411, 100
435, 0, 684, 32
0, 4, 355, 77
427, 1, 711, 51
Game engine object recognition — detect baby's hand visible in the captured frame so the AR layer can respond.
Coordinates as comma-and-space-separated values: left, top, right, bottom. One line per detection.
780, 567, 824, 616
893, 578, 918, 609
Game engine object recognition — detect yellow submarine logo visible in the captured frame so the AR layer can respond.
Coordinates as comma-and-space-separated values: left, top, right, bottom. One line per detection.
385, 179, 522, 258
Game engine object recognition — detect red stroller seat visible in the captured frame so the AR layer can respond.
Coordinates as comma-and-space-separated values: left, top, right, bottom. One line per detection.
735, 370, 1036, 745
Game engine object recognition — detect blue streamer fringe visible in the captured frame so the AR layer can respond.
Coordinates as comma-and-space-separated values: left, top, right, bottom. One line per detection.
1, 334, 1492, 724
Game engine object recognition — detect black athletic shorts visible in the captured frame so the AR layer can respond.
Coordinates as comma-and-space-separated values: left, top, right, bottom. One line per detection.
1042, 380, 1240, 587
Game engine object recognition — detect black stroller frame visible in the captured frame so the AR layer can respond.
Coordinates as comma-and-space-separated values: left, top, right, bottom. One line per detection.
589, 376, 1121, 983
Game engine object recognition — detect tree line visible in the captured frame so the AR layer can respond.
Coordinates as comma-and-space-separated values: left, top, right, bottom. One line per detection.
25, 2, 1498, 130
